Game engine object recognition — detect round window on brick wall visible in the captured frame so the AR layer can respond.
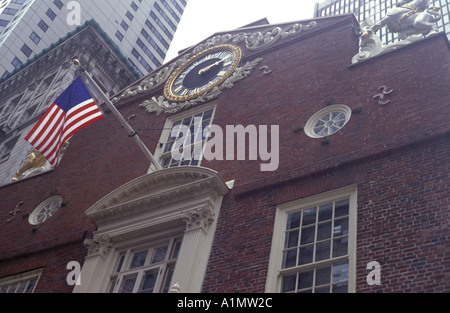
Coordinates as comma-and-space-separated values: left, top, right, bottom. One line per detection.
304, 104, 352, 138
28, 196, 63, 225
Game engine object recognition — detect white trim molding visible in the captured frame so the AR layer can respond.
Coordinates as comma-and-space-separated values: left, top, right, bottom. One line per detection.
265, 185, 358, 293
74, 166, 230, 293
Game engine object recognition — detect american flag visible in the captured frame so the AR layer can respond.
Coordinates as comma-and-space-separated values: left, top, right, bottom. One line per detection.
25, 77, 103, 168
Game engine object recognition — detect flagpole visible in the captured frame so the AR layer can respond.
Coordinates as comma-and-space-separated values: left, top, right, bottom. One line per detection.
73, 59, 163, 171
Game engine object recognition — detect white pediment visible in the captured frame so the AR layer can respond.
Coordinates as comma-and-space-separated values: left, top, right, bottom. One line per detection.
85, 166, 230, 226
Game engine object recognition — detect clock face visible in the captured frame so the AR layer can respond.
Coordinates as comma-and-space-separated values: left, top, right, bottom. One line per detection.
164, 44, 242, 102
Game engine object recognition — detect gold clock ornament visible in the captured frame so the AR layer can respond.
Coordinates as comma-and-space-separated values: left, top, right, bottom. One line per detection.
164, 44, 242, 102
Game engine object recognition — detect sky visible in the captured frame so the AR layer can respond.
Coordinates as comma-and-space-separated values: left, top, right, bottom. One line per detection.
165, 0, 319, 62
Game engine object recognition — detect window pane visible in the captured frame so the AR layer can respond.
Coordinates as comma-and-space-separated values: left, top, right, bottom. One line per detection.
285, 230, 299, 248
302, 208, 316, 226
334, 218, 349, 237
286, 212, 300, 229
15, 281, 27, 293
297, 269, 313, 290
332, 282, 348, 293
139, 269, 159, 293
300, 226, 315, 245
318, 203, 333, 221
333, 263, 349, 283
25, 279, 37, 293
130, 250, 147, 269
152, 246, 168, 264
333, 237, 348, 258
116, 255, 125, 272
172, 240, 181, 259
335, 200, 349, 218
315, 266, 331, 286
317, 221, 332, 241
282, 249, 297, 269
315, 241, 331, 262
281, 274, 296, 293
119, 274, 138, 293
162, 265, 175, 293
298, 245, 313, 265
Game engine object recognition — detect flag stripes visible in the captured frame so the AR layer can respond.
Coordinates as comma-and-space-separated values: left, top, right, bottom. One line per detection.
25, 77, 103, 169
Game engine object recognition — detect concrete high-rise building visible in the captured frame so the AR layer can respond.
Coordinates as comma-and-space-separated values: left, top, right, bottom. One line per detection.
314, 0, 450, 45
0, 0, 188, 79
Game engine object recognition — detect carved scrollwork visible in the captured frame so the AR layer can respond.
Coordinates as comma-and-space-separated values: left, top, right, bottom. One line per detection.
193, 21, 317, 53
84, 234, 113, 258
182, 205, 215, 233
111, 54, 190, 104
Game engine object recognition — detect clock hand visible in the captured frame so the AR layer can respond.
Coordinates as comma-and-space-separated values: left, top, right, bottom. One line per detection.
198, 60, 223, 75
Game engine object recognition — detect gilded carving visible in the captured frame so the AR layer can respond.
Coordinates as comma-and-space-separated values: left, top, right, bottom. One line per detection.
12, 141, 70, 182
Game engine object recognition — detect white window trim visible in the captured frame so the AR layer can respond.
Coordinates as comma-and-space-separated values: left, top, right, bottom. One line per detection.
108, 234, 183, 293
304, 104, 352, 139
149, 102, 217, 173
0, 268, 43, 293
265, 184, 358, 293
74, 166, 230, 293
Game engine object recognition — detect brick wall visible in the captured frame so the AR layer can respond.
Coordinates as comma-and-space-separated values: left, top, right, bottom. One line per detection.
0, 14, 448, 293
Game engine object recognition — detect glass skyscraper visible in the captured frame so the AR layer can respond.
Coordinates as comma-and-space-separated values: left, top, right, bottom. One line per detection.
0, 0, 188, 78
314, 0, 450, 45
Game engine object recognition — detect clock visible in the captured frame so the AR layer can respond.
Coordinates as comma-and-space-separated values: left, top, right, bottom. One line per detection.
164, 44, 242, 102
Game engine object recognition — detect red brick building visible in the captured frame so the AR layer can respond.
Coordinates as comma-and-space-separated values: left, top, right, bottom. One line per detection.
0, 14, 448, 293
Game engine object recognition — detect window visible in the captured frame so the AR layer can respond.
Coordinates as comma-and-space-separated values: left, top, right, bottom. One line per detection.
20, 43, 32, 57
126, 10, 134, 21
156, 104, 216, 169
75, 167, 229, 293
46, 8, 56, 20
304, 104, 352, 138
115, 30, 123, 41
0, 19, 8, 27
131, 1, 138, 11
109, 237, 182, 293
0, 269, 42, 293
53, 0, 63, 9
120, 20, 128, 31
29, 31, 40, 44
38, 19, 48, 32
11, 56, 22, 69
0, 136, 19, 163
28, 196, 63, 225
3, 8, 18, 15
266, 185, 357, 293
131, 48, 152, 72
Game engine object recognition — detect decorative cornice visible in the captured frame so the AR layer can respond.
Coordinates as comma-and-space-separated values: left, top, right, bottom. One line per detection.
182, 204, 215, 233
111, 21, 318, 107
193, 21, 317, 53
85, 167, 230, 226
